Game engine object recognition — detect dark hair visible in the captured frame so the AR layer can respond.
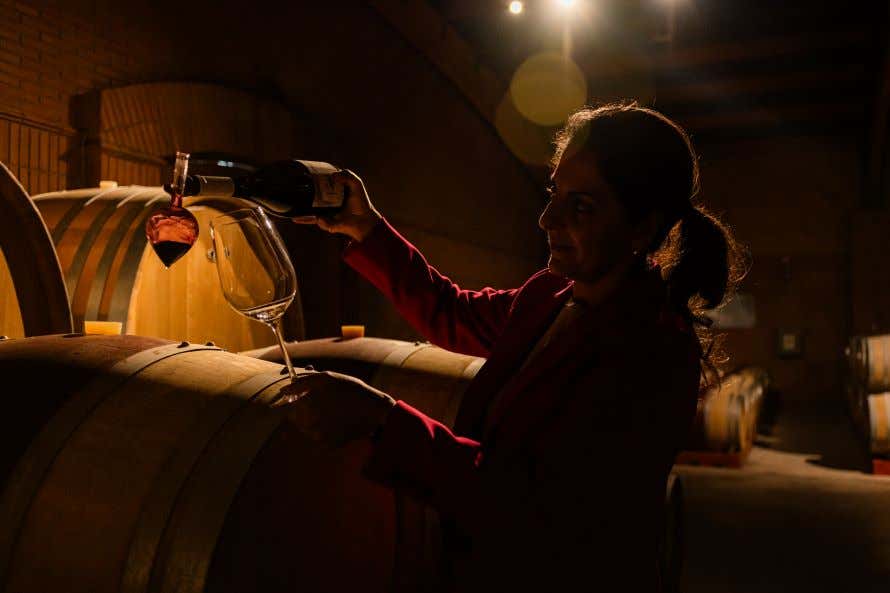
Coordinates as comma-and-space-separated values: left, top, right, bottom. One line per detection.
552, 102, 747, 375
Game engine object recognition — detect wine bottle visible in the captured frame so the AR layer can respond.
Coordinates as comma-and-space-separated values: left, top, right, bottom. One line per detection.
179, 159, 347, 218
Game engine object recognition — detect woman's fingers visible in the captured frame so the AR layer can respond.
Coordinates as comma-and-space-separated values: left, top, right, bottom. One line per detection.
316, 216, 338, 233
291, 214, 340, 234
290, 168, 377, 242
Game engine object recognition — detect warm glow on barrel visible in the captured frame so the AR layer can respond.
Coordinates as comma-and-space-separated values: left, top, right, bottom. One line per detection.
509, 1, 523, 14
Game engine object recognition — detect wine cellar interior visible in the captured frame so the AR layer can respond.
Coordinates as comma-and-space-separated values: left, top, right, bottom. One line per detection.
1, 1, 890, 592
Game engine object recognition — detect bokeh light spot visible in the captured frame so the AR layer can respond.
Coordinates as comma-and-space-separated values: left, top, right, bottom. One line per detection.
509, 51, 587, 126
495, 92, 560, 166
509, 1, 523, 15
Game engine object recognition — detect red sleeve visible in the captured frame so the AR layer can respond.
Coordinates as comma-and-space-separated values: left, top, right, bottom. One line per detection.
363, 401, 483, 512
363, 329, 701, 557
342, 219, 518, 357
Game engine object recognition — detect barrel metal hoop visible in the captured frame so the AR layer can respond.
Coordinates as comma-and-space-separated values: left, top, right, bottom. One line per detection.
107, 207, 154, 330
121, 371, 289, 593
84, 204, 145, 322
377, 341, 431, 371
82, 185, 122, 207
48, 199, 87, 246
370, 341, 434, 391
0, 342, 221, 590
869, 393, 890, 454
146, 377, 291, 593
64, 201, 119, 298
367, 342, 429, 392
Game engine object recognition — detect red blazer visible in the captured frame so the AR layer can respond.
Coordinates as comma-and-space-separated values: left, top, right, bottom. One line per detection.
344, 219, 701, 592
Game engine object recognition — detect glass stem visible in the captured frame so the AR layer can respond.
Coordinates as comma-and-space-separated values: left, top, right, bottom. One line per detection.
269, 318, 297, 380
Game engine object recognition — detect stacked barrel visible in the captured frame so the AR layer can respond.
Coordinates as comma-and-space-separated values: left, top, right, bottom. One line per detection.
678, 367, 770, 467
845, 335, 890, 460
0, 185, 306, 350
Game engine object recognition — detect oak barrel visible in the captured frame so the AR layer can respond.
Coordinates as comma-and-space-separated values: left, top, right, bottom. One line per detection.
848, 335, 890, 393
242, 337, 485, 426
867, 392, 890, 456
688, 367, 768, 454
25, 187, 304, 351
0, 249, 24, 339
0, 334, 399, 593
0, 162, 72, 338
243, 337, 487, 590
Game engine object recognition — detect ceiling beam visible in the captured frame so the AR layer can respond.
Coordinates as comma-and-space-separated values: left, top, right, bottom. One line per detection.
576, 29, 872, 82
655, 66, 869, 105
678, 101, 864, 133
653, 29, 871, 71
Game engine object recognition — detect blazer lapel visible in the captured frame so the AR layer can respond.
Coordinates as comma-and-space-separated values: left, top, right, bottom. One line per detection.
482, 264, 664, 453
481, 299, 608, 444
453, 281, 573, 440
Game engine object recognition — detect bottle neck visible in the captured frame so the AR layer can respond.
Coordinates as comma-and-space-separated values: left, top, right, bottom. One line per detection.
183, 175, 238, 198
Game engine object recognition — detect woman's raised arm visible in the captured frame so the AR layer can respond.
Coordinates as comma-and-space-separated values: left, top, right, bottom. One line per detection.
295, 170, 519, 357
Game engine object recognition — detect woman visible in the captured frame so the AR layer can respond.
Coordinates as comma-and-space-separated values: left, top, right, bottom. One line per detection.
286, 103, 741, 592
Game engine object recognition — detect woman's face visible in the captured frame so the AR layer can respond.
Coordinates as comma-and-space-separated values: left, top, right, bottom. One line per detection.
538, 150, 637, 282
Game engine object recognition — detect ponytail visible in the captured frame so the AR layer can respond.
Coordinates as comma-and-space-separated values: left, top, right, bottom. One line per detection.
654, 204, 748, 377
666, 206, 734, 311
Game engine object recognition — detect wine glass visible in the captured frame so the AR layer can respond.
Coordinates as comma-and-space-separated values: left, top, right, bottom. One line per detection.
146, 151, 199, 268
209, 207, 299, 379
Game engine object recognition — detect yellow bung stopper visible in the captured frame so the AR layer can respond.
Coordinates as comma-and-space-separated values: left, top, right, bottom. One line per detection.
341, 325, 365, 340
84, 321, 123, 335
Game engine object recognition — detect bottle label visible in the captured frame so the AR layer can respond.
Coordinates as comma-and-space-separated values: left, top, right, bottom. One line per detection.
195, 176, 236, 197
299, 160, 344, 208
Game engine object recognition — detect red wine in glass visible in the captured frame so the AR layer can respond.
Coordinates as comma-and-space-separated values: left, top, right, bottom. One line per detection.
145, 151, 199, 268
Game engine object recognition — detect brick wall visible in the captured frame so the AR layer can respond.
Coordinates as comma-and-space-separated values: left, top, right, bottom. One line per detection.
0, 0, 179, 192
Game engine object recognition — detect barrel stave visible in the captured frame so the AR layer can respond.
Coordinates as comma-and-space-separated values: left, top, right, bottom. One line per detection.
5, 345, 280, 593
0, 334, 168, 486
244, 337, 484, 426
0, 335, 402, 593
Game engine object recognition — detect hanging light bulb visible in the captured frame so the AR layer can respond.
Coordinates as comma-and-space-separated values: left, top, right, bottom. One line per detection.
509, 1, 523, 15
